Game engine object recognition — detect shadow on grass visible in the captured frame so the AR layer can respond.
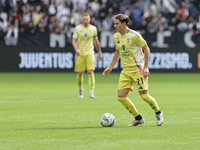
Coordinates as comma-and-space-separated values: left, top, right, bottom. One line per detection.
19, 125, 147, 131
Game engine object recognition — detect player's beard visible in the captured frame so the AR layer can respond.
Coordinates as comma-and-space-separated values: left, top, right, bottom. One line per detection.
83, 22, 89, 27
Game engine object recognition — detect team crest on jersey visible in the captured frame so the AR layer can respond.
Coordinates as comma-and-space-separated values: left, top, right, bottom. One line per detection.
85, 33, 87, 37
127, 38, 130, 43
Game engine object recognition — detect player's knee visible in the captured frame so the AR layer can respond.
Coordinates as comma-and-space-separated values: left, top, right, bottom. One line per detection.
87, 70, 94, 75
118, 90, 128, 98
118, 93, 125, 98
78, 72, 84, 76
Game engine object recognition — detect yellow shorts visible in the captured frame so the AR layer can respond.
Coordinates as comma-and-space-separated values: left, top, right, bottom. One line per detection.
118, 71, 148, 91
75, 53, 95, 72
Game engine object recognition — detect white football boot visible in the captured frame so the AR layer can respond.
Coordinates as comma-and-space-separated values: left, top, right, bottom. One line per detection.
79, 88, 83, 98
156, 111, 163, 126
90, 89, 95, 98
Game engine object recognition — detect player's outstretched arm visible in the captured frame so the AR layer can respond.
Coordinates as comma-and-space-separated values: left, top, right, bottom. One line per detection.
142, 45, 150, 78
102, 50, 120, 76
72, 38, 81, 56
93, 36, 102, 61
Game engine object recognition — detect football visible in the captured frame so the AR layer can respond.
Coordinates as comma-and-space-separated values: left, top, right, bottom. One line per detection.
100, 113, 115, 127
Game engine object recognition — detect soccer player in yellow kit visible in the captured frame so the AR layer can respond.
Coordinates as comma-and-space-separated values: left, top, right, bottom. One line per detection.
72, 13, 102, 98
102, 14, 163, 126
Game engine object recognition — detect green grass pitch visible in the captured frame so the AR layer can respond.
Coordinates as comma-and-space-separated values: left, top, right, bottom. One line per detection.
0, 72, 200, 150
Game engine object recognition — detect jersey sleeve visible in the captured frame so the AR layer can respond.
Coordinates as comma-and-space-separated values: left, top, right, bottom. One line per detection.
113, 34, 119, 50
133, 32, 147, 47
73, 26, 78, 38
93, 27, 98, 38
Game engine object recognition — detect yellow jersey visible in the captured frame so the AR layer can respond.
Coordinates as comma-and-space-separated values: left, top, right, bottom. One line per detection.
113, 29, 147, 73
73, 24, 97, 56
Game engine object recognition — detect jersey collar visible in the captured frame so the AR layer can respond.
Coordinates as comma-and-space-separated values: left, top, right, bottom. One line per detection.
126, 28, 130, 33
82, 24, 90, 28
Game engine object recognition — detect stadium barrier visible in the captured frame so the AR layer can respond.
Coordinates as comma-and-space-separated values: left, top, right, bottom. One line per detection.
0, 30, 200, 48
0, 46, 199, 72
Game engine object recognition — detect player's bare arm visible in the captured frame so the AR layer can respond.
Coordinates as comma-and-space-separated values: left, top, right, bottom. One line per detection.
72, 37, 81, 56
142, 45, 150, 78
93, 36, 102, 61
102, 50, 120, 75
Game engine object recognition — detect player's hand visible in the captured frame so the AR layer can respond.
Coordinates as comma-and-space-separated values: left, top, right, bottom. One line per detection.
75, 49, 81, 56
98, 52, 102, 61
143, 67, 150, 78
102, 67, 112, 76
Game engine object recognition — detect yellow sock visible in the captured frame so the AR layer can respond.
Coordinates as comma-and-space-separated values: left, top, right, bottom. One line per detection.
140, 93, 160, 112
77, 74, 83, 88
88, 74, 95, 89
118, 97, 139, 117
